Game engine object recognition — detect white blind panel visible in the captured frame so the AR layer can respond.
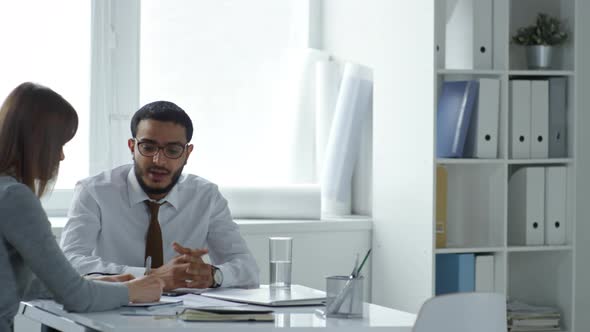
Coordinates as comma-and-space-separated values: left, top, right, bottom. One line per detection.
140, 0, 310, 186
0, 0, 90, 189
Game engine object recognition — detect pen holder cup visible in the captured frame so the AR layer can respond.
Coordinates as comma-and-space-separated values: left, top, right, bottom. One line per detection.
325, 275, 364, 318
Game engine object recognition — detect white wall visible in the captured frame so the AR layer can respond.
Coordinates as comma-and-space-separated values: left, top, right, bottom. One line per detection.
321, 0, 435, 312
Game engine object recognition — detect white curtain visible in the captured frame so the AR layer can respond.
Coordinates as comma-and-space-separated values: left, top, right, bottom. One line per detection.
277, 48, 331, 183
90, 0, 140, 175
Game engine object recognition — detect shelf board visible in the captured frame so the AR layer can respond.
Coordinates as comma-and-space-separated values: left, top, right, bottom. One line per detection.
436, 247, 504, 254
437, 69, 503, 75
509, 69, 574, 76
436, 158, 573, 165
508, 158, 573, 165
436, 245, 573, 254
436, 158, 505, 165
436, 69, 574, 76
507, 245, 572, 252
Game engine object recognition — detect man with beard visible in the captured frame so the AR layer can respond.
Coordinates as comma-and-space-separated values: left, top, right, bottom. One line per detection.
60, 101, 259, 290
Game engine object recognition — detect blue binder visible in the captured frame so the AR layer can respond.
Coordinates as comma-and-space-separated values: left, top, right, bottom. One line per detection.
435, 253, 475, 295
437, 80, 479, 158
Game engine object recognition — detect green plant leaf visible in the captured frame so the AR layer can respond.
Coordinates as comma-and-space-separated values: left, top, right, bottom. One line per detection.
511, 12, 568, 46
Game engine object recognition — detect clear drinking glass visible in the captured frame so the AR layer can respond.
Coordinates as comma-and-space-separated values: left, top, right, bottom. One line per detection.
269, 237, 293, 289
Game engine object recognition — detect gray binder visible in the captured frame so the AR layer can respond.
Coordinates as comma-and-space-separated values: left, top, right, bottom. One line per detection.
548, 78, 567, 158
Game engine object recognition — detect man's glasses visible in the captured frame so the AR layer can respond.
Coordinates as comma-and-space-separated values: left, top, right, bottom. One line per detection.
134, 139, 188, 159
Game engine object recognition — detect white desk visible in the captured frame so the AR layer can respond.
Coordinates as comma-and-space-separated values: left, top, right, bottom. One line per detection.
18, 300, 416, 332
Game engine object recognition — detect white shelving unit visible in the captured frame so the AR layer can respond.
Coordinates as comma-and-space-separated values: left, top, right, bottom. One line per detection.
435, 0, 576, 330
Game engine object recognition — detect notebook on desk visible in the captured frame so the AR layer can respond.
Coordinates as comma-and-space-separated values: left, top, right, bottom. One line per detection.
179, 307, 275, 322
201, 284, 326, 307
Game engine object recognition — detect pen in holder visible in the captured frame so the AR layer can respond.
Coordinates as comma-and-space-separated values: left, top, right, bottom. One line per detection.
325, 275, 364, 318
323, 249, 370, 318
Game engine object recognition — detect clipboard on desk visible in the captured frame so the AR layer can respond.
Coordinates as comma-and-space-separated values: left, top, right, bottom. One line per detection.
201, 285, 326, 307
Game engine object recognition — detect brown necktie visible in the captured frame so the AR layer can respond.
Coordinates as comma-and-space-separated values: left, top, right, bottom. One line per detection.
145, 200, 164, 268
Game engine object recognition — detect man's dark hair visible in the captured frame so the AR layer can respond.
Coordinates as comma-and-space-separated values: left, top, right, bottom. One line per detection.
130, 101, 193, 142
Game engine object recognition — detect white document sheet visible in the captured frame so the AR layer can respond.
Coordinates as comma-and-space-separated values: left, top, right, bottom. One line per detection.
123, 297, 183, 308
178, 294, 247, 308
171, 287, 207, 295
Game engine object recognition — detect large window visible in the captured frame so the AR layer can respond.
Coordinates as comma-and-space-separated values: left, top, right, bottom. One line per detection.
17, 0, 323, 218
0, 0, 90, 189
140, 0, 311, 186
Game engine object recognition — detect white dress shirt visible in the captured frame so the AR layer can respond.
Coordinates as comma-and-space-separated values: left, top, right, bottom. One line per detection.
60, 164, 259, 288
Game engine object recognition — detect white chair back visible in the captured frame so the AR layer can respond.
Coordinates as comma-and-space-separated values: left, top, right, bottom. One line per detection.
412, 292, 506, 332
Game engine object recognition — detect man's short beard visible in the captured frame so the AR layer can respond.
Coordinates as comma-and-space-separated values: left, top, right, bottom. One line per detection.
134, 162, 184, 196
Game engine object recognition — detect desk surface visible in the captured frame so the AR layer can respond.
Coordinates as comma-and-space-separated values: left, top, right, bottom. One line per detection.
19, 299, 416, 332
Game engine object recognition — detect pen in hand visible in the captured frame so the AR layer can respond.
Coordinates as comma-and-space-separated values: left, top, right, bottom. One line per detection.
145, 256, 152, 275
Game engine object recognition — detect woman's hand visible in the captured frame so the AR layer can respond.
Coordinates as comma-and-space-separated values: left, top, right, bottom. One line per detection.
125, 275, 164, 303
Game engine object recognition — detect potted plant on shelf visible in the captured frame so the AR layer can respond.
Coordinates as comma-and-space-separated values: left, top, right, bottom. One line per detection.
512, 13, 568, 69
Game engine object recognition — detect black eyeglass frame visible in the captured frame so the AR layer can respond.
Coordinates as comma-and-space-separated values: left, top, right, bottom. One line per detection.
133, 138, 189, 160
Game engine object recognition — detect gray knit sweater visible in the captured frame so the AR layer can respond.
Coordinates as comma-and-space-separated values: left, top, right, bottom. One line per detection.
0, 176, 129, 331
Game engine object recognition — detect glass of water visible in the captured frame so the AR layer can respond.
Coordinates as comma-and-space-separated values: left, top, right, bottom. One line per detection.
269, 237, 293, 289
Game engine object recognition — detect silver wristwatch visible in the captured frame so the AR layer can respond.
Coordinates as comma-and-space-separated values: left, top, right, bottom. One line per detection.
211, 265, 223, 288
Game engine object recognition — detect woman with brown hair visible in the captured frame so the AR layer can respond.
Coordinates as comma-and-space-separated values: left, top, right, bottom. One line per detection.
0, 82, 164, 331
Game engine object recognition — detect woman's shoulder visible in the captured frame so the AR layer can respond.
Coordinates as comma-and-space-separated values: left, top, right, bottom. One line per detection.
0, 176, 37, 207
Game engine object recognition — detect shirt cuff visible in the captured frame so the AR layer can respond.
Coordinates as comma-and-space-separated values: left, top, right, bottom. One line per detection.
217, 264, 233, 288
124, 266, 147, 278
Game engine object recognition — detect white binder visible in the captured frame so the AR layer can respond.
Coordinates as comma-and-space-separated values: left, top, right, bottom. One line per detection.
548, 78, 568, 158
466, 78, 500, 158
531, 80, 549, 158
444, 0, 493, 69
473, 0, 493, 69
545, 166, 567, 245
510, 80, 531, 159
444, 0, 474, 69
475, 255, 495, 292
509, 167, 545, 245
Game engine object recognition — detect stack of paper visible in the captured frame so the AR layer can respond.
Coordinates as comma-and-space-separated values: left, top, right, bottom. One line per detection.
507, 300, 561, 331
119, 295, 245, 317
180, 307, 274, 322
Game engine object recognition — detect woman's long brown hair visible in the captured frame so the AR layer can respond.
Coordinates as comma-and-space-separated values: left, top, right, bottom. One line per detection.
0, 82, 78, 197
